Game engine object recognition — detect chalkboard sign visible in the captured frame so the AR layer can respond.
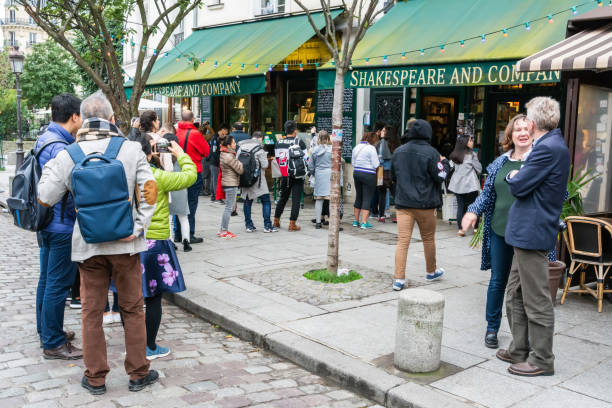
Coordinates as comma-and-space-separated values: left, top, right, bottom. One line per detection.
200, 96, 212, 124
315, 88, 356, 161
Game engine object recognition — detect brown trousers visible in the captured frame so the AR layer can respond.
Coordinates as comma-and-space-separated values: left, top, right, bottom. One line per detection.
394, 208, 438, 279
79, 253, 149, 386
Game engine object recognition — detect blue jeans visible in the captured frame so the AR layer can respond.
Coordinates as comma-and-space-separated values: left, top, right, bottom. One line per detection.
486, 232, 514, 332
36, 231, 77, 349
186, 172, 203, 238
244, 194, 272, 229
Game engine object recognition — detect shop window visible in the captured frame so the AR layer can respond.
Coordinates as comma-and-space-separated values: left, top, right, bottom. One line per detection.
421, 95, 457, 156
287, 79, 315, 132
575, 84, 612, 214
229, 95, 249, 133
494, 101, 520, 156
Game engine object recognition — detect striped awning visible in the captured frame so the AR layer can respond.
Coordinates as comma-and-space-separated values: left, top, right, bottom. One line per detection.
517, 22, 612, 72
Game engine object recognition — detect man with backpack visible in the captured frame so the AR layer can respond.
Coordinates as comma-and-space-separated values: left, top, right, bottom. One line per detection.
37, 91, 159, 395
273, 120, 307, 231
34, 93, 83, 360
176, 110, 209, 243
238, 131, 277, 233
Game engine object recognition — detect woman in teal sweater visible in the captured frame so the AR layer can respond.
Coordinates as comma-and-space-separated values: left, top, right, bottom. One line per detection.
135, 133, 197, 359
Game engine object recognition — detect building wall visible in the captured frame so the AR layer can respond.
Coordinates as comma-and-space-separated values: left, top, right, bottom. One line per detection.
1, 1, 48, 54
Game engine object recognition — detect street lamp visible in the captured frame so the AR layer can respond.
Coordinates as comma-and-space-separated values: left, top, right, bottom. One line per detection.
9, 46, 25, 170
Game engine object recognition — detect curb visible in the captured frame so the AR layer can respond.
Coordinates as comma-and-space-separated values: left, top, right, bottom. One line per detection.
165, 291, 474, 408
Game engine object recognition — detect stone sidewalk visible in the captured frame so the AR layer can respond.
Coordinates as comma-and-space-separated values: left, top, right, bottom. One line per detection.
1, 167, 611, 408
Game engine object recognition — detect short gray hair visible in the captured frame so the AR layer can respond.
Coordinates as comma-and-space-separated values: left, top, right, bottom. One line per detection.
526, 97, 560, 131
80, 90, 113, 120
252, 131, 263, 139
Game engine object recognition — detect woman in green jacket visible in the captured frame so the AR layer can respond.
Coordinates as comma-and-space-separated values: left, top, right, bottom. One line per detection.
135, 133, 197, 360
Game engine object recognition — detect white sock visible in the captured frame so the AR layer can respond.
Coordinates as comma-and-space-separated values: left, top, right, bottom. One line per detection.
395, 279, 405, 284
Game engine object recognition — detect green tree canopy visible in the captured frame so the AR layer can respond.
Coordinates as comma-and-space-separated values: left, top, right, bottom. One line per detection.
0, 49, 15, 90
0, 89, 34, 139
21, 40, 80, 109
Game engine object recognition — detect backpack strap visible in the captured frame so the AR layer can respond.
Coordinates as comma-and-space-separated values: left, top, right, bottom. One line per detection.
34, 138, 69, 160
104, 136, 126, 159
59, 192, 69, 223
183, 129, 191, 151
65, 142, 87, 164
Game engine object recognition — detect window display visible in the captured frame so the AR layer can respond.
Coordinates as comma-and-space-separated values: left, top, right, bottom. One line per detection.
574, 84, 612, 214
229, 95, 249, 133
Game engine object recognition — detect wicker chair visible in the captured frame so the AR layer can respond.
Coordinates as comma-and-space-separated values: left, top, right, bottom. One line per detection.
560, 216, 612, 312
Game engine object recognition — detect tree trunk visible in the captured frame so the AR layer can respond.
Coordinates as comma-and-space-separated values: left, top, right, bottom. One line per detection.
326, 68, 346, 275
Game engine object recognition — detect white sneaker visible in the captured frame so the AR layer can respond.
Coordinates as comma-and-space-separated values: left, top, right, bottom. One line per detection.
112, 312, 122, 324
103, 313, 113, 325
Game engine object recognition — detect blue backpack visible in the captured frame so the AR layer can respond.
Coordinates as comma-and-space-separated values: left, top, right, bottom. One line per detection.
65, 137, 134, 244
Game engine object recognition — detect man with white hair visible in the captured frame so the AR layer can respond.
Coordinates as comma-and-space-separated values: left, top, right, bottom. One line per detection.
38, 91, 159, 394
497, 97, 569, 377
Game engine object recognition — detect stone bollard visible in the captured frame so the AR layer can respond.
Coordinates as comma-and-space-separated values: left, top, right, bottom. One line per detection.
394, 288, 445, 373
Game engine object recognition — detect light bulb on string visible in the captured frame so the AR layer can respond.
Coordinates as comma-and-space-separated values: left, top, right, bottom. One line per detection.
175, 57, 180, 62
440, 44, 445, 53
283, 63, 288, 71
460, 40, 465, 48
315, 62, 319, 68
240, 63, 244, 70
164, 52, 169, 58
383, 55, 388, 64
548, 14, 554, 23
214, 60, 218, 68
572, 5, 578, 14
481, 34, 486, 43
597, 0, 602, 6
503, 28, 508, 37
120, 38, 125, 45
420, 48, 425, 55
227, 62, 231, 69
299, 63, 303, 71
268, 64, 273, 72
331, 61, 335, 67
401, 52, 406, 59
153, 49, 157, 56
525, 21, 531, 31
188, 57, 193, 62
365, 57, 370, 64
254, 63, 259, 71
200, 58, 205, 65
142, 45, 146, 51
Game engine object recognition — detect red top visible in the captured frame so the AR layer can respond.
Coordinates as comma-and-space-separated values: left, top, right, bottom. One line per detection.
176, 122, 209, 173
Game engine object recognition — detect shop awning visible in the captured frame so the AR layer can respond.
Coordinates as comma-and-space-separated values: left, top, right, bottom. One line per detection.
517, 7, 612, 72
318, 0, 597, 89
126, 10, 341, 98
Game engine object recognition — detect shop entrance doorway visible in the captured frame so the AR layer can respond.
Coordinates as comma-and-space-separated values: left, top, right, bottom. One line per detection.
421, 95, 458, 157
371, 89, 403, 136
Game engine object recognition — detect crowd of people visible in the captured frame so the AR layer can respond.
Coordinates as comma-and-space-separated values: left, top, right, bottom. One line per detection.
28, 88, 568, 399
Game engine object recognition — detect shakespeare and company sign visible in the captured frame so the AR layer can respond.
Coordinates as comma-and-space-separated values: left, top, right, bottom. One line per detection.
125, 75, 266, 99
317, 60, 560, 90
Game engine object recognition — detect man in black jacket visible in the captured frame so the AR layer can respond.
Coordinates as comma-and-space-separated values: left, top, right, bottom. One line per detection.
391, 119, 450, 291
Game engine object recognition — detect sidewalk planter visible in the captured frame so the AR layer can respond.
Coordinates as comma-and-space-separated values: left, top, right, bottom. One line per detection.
549, 261, 566, 305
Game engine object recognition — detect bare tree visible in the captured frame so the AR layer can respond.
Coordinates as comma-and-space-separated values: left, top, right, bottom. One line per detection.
18, 0, 202, 132
295, 0, 385, 274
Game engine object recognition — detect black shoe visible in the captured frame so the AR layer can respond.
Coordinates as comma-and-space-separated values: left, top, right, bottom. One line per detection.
315, 223, 322, 229
485, 331, 499, 349
129, 369, 159, 392
210, 196, 216, 202
190, 236, 204, 244
183, 239, 192, 252
81, 376, 106, 395
174, 236, 182, 243
311, 218, 317, 224
231, 211, 238, 216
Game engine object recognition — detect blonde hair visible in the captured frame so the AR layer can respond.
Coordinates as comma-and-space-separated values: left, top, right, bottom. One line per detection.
502, 114, 528, 152
526, 97, 560, 131
317, 130, 331, 145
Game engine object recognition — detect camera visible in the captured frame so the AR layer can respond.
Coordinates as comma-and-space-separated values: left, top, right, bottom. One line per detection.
156, 138, 170, 153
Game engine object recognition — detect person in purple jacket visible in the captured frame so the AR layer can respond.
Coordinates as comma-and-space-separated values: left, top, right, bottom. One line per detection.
35, 93, 83, 360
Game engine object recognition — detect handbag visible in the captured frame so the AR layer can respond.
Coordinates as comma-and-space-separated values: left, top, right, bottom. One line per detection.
271, 158, 282, 178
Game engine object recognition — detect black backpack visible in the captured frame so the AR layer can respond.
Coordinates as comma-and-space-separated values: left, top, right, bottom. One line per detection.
287, 138, 307, 179
238, 145, 262, 188
7, 138, 68, 231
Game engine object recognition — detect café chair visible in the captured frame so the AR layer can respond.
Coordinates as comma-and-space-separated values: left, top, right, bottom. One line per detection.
560, 216, 612, 312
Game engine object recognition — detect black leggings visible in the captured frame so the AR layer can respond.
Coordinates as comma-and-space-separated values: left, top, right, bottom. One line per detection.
145, 293, 163, 350
456, 191, 479, 229
353, 171, 377, 210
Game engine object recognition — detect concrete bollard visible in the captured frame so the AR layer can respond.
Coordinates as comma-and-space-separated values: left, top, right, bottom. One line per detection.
394, 288, 445, 373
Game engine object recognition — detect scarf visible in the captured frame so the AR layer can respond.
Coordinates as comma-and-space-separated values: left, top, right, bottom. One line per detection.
76, 117, 125, 141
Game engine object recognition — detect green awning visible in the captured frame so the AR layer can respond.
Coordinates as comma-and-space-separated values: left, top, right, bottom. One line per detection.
317, 0, 597, 89
127, 10, 341, 98
334, 0, 597, 68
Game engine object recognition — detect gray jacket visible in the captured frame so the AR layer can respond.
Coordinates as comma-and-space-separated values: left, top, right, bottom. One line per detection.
308, 144, 332, 197
169, 161, 189, 216
38, 137, 156, 262
238, 138, 269, 199
448, 152, 482, 194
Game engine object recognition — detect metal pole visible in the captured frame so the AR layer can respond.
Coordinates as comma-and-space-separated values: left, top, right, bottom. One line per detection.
15, 72, 24, 171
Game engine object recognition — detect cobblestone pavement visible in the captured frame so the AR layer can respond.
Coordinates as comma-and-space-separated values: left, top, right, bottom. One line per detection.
0, 214, 379, 408
241, 263, 422, 305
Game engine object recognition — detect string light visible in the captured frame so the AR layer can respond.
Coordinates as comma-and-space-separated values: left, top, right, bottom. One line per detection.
164, 52, 169, 58
440, 44, 445, 53
227, 62, 231, 69
597, 0, 602, 6
401, 52, 406, 59
175, 57, 180, 62
153, 49, 157, 56
200, 58, 205, 65
314, 62, 319, 68
525, 21, 531, 31
214, 60, 218, 68
547, 14, 554, 23
460, 40, 465, 48
268, 64, 273, 72
365, 57, 370, 64
284, 63, 288, 71
240, 63, 244, 70
572, 6, 578, 14
299, 63, 304, 71
481, 34, 486, 42
383, 55, 388, 63
503, 28, 508, 37
254, 63, 259, 71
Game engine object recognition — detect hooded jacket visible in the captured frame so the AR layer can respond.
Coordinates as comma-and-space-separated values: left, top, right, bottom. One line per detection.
391, 119, 450, 209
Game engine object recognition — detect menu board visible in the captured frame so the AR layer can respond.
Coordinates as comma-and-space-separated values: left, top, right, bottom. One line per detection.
200, 96, 212, 124
315, 88, 356, 161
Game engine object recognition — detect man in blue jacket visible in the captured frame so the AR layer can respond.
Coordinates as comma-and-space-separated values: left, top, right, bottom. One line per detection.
497, 97, 569, 377
35, 93, 83, 360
